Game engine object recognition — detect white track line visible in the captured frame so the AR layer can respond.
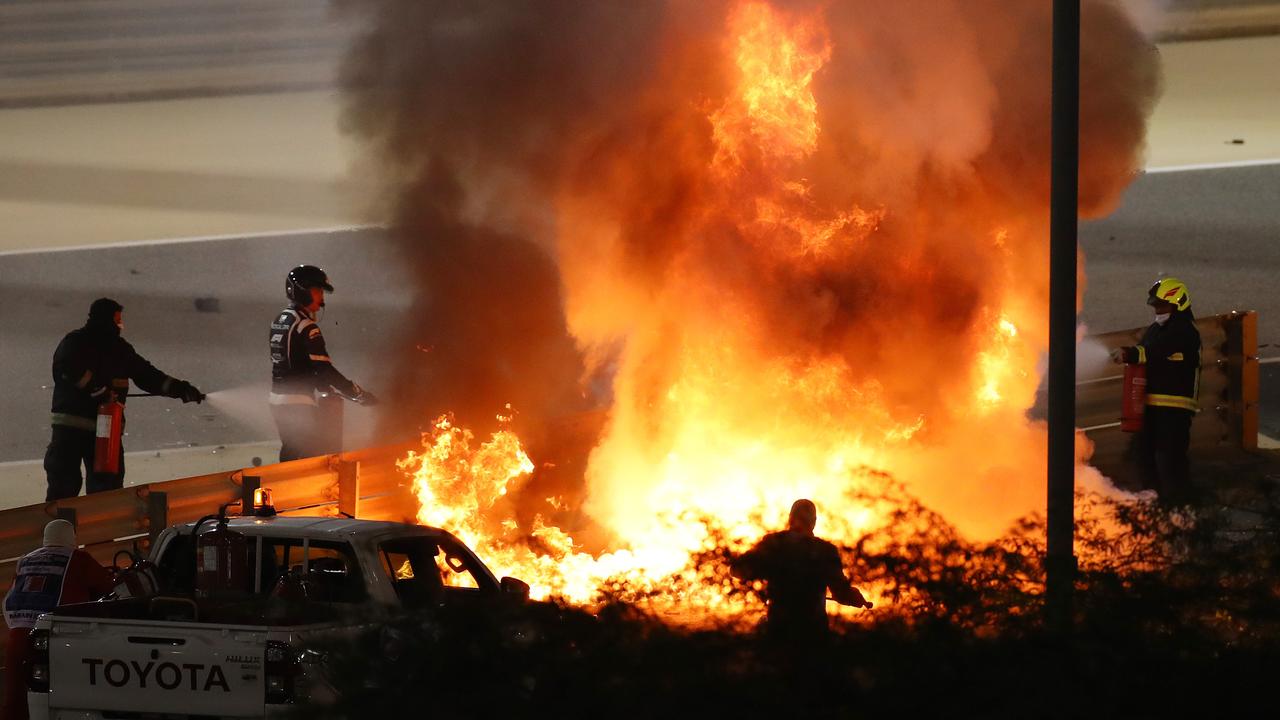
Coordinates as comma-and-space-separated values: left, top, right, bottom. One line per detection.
0, 224, 381, 257
1145, 157, 1280, 174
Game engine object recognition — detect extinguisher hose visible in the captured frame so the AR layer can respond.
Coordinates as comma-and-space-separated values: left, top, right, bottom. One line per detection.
191, 514, 220, 538
191, 502, 237, 537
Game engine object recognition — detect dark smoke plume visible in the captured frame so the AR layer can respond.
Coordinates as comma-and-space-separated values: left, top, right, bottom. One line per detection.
336, 2, 667, 434
338, 0, 1161, 540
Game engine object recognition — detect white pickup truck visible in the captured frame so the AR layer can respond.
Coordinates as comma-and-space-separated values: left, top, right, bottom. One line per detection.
25, 515, 532, 719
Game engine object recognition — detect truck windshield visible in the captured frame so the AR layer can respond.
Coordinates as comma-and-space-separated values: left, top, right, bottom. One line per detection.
378, 536, 484, 608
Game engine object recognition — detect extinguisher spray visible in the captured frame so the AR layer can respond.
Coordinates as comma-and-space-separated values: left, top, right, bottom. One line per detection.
1120, 363, 1147, 432
93, 398, 124, 474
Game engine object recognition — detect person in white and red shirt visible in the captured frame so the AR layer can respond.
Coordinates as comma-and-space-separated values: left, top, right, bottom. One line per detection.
3, 520, 113, 720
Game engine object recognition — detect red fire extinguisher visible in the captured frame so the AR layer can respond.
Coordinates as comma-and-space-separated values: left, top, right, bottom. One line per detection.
194, 507, 248, 599
1120, 363, 1147, 432
93, 399, 124, 474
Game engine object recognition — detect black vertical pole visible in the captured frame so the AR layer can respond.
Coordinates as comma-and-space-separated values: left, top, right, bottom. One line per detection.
1047, 0, 1080, 630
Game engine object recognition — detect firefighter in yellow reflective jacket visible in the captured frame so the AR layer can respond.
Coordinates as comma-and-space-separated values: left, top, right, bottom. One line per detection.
1110, 277, 1201, 503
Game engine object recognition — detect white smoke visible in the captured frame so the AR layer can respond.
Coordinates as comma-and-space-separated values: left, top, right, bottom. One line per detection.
1076, 325, 1117, 381
202, 384, 276, 440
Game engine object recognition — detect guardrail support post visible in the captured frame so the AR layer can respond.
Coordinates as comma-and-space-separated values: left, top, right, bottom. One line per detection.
147, 491, 168, 545
338, 461, 361, 518
55, 507, 77, 527
1226, 311, 1259, 450
242, 475, 261, 514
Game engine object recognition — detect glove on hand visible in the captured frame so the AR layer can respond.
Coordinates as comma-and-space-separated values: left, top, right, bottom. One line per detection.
335, 384, 377, 406
1109, 347, 1127, 364
173, 380, 205, 404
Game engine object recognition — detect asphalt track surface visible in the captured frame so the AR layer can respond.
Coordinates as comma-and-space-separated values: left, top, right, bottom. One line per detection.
1, 164, 1277, 463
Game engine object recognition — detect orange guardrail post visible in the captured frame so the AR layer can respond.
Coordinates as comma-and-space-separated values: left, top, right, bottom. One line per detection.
241, 476, 261, 514
147, 491, 168, 544
1226, 310, 1260, 450
338, 460, 361, 518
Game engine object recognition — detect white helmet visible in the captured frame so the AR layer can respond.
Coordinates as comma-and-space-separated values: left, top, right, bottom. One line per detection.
43, 519, 76, 548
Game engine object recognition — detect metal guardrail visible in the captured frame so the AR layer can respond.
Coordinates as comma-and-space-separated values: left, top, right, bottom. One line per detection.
0, 441, 416, 662
0, 441, 417, 598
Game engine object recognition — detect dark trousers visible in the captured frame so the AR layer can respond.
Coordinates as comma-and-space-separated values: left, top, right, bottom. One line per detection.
1137, 405, 1193, 504
43, 424, 125, 501
2, 627, 31, 720
271, 404, 331, 462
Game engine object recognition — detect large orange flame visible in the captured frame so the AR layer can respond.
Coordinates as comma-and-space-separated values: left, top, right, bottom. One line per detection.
395, 0, 1151, 620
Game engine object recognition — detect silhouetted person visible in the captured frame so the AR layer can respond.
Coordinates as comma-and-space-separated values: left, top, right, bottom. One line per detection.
733, 499, 871, 645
